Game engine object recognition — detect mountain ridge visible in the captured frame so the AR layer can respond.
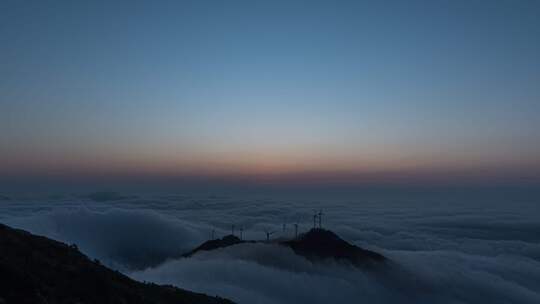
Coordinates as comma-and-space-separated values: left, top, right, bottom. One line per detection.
0, 223, 235, 304
184, 228, 387, 267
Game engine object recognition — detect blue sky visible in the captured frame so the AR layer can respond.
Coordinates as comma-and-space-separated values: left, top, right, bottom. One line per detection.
1, 0, 539, 188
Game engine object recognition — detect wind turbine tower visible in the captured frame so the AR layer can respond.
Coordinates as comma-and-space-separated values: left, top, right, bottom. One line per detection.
264, 230, 275, 241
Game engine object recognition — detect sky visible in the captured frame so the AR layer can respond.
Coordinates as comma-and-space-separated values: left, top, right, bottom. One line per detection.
1, 0, 540, 191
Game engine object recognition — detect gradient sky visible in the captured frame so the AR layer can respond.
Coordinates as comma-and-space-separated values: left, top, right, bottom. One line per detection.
1, 0, 540, 189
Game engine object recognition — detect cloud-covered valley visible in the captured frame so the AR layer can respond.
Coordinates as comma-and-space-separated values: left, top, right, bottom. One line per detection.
1, 191, 539, 303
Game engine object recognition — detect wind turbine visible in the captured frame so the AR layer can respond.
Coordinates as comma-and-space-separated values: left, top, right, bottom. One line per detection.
264, 229, 275, 241
240, 226, 244, 240
294, 223, 298, 239
318, 210, 323, 228
313, 211, 318, 229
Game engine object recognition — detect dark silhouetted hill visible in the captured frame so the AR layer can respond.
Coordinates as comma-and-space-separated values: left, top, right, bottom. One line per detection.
183, 235, 252, 257
282, 228, 386, 267
184, 229, 386, 268
0, 223, 234, 304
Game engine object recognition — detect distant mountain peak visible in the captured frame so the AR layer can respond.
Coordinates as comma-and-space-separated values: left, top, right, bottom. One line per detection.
283, 228, 386, 266
183, 234, 246, 257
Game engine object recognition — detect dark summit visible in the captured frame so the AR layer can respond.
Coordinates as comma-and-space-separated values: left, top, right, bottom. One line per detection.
183, 234, 247, 258
283, 228, 386, 267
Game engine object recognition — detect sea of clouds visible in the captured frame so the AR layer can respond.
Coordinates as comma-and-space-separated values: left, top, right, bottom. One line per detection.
1, 190, 539, 304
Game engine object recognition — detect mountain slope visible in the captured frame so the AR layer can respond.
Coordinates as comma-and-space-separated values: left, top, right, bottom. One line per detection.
0, 223, 234, 304
282, 228, 386, 267
183, 235, 256, 258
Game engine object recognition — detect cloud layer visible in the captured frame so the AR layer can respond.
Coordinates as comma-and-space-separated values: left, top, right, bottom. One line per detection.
1, 192, 539, 303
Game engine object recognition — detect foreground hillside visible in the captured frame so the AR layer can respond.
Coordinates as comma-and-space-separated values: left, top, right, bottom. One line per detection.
0, 223, 234, 304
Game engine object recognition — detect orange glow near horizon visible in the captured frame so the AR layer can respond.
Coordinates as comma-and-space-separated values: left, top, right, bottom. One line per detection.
2, 143, 539, 186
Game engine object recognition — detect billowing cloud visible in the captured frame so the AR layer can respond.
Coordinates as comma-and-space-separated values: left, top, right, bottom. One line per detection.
2, 193, 540, 303
5, 206, 205, 270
